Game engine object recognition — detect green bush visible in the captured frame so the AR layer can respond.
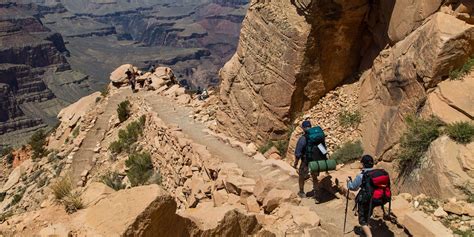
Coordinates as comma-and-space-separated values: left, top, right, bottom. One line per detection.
259, 141, 274, 154
398, 116, 445, 174
72, 125, 80, 138
446, 121, 474, 144
51, 175, 73, 200
100, 86, 109, 97
0, 146, 12, 157
101, 171, 126, 191
0, 211, 12, 223
275, 140, 289, 157
125, 152, 153, 187
449, 56, 474, 80
95, 97, 101, 103
332, 140, 364, 164
0, 192, 5, 202
109, 115, 146, 154
1, 146, 14, 165
338, 110, 362, 128
29, 129, 48, 160
11, 187, 26, 206
63, 191, 84, 214
117, 100, 131, 123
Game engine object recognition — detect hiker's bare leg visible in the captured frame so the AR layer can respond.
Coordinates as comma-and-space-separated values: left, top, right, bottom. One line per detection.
362, 225, 372, 237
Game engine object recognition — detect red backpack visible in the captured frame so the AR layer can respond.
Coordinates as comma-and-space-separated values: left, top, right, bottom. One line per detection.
356, 169, 392, 217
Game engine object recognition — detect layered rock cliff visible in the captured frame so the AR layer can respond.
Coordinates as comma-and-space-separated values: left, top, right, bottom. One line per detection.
218, 0, 474, 150
218, 0, 368, 142
0, 2, 93, 146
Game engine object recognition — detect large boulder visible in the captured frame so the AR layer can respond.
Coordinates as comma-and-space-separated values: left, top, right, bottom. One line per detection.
74, 185, 194, 236
399, 136, 474, 200
57, 92, 101, 127
262, 188, 299, 213
110, 64, 133, 84
402, 211, 453, 237
422, 73, 474, 124
224, 175, 256, 196
217, 0, 369, 143
387, 0, 443, 43
360, 12, 474, 159
181, 202, 261, 236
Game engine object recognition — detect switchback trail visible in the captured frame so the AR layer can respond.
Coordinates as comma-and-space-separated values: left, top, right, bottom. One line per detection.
72, 88, 406, 236
142, 91, 407, 237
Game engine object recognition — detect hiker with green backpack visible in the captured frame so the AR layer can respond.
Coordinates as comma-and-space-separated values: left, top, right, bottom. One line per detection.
293, 120, 328, 204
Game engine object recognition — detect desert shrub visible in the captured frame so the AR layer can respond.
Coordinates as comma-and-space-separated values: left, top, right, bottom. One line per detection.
0, 211, 12, 223
1, 147, 14, 165
29, 129, 48, 160
11, 187, 26, 206
445, 121, 474, 144
72, 125, 80, 138
338, 110, 362, 128
117, 100, 131, 123
63, 191, 84, 214
332, 140, 364, 164
125, 152, 153, 187
453, 229, 473, 237
95, 97, 101, 103
398, 116, 444, 175
0, 146, 12, 157
100, 86, 109, 97
0, 192, 5, 202
259, 141, 274, 154
275, 140, 289, 157
54, 163, 65, 177
100, 171, 126, 191
37, 177, 48, 188
51, 175, 73, 200
28, 169, 44, 183
449, 56, 474, 80
108, 115, 146, 154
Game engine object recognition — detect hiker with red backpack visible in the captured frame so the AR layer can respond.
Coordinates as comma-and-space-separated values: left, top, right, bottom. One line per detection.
347, 155, 392, 237
293, 120, 328, 204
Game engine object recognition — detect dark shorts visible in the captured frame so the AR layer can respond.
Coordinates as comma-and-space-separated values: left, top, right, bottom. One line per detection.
357, 202, 371, 226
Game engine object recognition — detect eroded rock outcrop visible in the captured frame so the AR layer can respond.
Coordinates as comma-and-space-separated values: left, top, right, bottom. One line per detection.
218, 0, 369, 142
360, 12, 474, 159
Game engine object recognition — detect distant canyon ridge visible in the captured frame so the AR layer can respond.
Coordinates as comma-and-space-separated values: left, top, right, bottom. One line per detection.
0, 0, 248, 146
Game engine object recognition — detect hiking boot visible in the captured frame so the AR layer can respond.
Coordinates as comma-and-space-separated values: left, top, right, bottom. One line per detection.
354, 226, 366, 236
297, 191, 305, 198
306, 190, 315, 197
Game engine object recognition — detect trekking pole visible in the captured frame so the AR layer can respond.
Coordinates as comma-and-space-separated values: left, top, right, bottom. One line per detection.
343, 177, 352, 235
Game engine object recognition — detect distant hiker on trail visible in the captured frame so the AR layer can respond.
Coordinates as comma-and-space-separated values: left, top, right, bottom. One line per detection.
347, 155, 392, 237
125, 69, 136, 93
293, 120, 327, 204
149, 64, 156, 74
198, 88, 209, 100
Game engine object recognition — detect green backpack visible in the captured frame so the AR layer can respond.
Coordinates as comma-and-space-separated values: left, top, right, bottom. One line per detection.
304, 126, 326, 162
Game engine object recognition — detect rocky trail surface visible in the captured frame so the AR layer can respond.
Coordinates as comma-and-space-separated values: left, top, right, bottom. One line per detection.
69, 87, 405, 235
71, 91, 131, 184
